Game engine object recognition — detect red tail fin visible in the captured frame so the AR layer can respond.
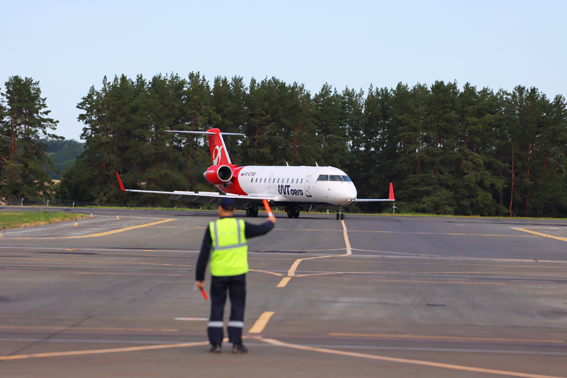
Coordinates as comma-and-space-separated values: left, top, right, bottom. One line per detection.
389, 182, 395, 201
206, 128, 231, 165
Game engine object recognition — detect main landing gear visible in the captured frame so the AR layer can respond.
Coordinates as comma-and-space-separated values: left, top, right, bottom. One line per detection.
245, 205, 259, 217
286, 206, 300, 218
336, 206, 344, 220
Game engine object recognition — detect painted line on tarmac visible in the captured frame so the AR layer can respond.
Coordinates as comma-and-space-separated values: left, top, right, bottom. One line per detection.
0, 341, 209, 361
370, 278, 506, 285
175, 318, 208, 321
1, 218, 175, 239
276, 277, 292, 287
272, 229, 538, 238
1, 338, 567, 357
341, 220, 352, 255
329, 333, 565, 344
248, 312, 275, 334
0, 325, 180, 332
261, 338, 564, 378
0, 256, 191, 268
249, 268, 283, 277
277, 221, 352, 287
514, 228, 567, 243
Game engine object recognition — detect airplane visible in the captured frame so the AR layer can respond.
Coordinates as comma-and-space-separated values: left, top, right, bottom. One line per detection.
115, 128, 395, 220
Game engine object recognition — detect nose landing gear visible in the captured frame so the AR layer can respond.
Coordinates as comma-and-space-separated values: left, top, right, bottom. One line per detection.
336, 206, 344, 220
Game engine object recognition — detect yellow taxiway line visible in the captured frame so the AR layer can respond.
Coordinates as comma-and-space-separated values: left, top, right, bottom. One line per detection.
248, 311, 275, 334
0, 336, 564, 378
329, 333, 565, 344
277, 220, 352, 287
0, 341, 209, 361
514, 228, 567, 243
2, 218, 175, 239
261, 338, 564, 378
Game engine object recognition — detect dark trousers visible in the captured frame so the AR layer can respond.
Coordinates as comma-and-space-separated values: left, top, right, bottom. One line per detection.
207, 274, 246, 345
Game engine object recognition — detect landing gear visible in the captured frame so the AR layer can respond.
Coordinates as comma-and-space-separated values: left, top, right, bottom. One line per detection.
336, 206, 344, 220
286, 206, 300, 218
246, 205, 259, 217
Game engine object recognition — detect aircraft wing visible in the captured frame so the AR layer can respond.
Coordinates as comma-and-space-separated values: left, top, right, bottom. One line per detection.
116, 173, 274, 207
354, 182, 396, 203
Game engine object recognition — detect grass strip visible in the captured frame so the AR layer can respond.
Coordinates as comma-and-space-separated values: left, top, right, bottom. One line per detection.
0, 212, 87, 230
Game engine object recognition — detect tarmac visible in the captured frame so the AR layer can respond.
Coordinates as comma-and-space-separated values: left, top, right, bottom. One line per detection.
1, 207, 567, 377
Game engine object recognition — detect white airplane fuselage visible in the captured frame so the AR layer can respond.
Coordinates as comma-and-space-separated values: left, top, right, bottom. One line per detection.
220, 165, 357, 208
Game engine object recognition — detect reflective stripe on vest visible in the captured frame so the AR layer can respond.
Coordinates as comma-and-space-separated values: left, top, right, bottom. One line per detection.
209, 218, 248, 277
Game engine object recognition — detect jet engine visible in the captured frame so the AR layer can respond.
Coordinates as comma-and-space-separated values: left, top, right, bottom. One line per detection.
204, 165, 233, 185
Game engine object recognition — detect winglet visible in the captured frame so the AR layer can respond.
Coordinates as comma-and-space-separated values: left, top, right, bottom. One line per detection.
389, 182, 395, 201
116, 172, 126, 192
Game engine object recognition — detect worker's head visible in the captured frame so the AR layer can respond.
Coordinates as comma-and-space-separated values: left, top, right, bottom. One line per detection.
218, 198, 235, 217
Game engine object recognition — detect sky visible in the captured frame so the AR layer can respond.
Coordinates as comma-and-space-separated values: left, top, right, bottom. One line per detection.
2, 0, 566, 141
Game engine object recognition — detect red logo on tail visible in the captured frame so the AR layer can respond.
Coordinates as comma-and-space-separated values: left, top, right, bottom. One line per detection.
207, 128, 231, 166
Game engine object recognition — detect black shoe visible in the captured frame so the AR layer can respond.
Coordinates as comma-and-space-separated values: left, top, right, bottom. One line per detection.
209, 343, 222, 353
232, 343, 248, 354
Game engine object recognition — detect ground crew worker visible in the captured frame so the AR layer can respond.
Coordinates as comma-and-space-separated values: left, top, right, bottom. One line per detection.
195, 198, 276, 354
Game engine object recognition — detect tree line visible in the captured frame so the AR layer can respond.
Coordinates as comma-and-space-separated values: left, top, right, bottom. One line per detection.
2, 74, 566, 217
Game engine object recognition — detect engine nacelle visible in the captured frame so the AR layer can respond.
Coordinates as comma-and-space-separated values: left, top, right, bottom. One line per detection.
204, 165, 233, 185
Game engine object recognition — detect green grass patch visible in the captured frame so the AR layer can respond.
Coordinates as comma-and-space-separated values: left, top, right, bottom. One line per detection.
0, 212, 87, 230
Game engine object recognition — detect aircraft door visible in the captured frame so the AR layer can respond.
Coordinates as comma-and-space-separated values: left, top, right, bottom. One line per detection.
305, 175, 312, 197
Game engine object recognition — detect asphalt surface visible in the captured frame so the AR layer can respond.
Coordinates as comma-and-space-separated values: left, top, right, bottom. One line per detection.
1, 207, 567, 377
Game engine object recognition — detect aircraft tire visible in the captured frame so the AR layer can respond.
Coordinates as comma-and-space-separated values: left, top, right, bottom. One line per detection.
340, 213, 344, 220
336, 213, 339, 220
246, 208, 251, 217
293, 211, 300, 218
252, 209, 259, 217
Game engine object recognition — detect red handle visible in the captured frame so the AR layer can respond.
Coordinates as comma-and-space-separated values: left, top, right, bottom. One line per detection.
263, 199, 272, 216
201, 289, 208, 300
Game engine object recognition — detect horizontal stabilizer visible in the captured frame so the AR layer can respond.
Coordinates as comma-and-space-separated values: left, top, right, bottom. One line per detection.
166, 130, 245, 136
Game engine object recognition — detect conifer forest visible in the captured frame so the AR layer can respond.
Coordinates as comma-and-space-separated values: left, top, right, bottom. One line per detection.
1, 73, 566, 217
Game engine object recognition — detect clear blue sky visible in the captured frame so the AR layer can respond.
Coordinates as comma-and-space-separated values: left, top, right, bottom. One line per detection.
2, 0, 566, 141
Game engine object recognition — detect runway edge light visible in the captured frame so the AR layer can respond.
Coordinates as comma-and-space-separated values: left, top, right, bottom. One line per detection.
74, 218, 79, 226
117, 213, 120, 220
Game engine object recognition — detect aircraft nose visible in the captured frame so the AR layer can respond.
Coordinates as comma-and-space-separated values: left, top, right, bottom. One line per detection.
339, 184, 357, 205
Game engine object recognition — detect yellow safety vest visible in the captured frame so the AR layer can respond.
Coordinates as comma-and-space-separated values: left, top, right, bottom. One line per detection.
209, 218, 248, 276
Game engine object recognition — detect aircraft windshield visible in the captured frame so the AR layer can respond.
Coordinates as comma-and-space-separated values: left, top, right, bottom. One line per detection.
330, 175, 343, 181
317, 175, 329, 181
342, 175, 352, 182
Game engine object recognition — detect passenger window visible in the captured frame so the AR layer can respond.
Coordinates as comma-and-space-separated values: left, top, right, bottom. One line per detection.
291, 179, 294, 184
287, 178, 289, 183
317, 175, 329, 181
277, 179, 280, 183
251, 178, 253, 183
264, 178, 266, 183
330, 175, 343, 181
301, 179, 303, 183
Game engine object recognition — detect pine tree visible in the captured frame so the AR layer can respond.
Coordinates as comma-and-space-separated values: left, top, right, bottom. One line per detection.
0, 76, 61, 198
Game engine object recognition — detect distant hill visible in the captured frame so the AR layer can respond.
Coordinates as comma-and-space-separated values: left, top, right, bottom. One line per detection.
42, 139, 84, 179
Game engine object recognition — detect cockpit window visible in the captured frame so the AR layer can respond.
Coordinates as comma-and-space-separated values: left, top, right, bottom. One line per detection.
330, 175, 343, 181
341, 175, 352, 182
317, 175, 329, 181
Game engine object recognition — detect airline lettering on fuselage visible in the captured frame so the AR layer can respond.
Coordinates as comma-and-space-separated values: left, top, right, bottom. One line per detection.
213, 146, 223, 165
278, 185, 303, 196
241, 171, 256, 176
